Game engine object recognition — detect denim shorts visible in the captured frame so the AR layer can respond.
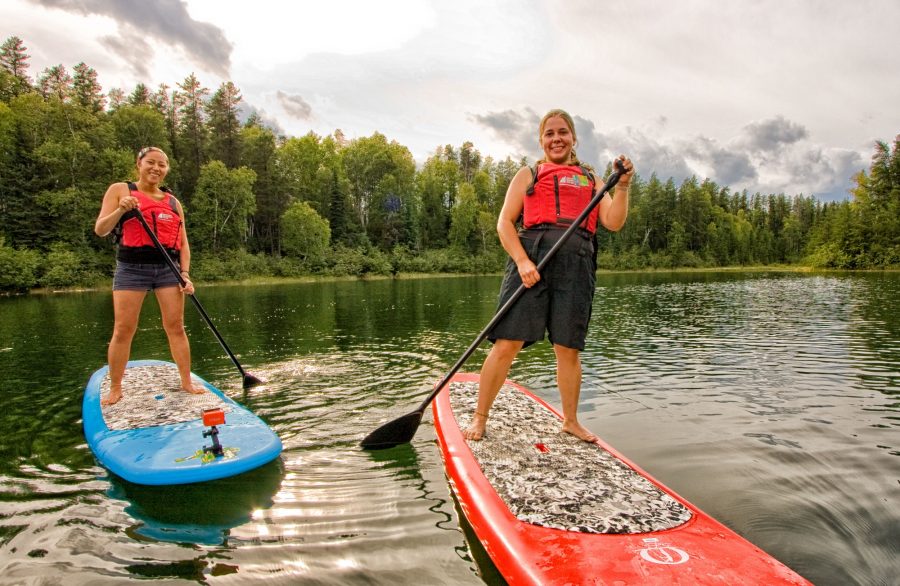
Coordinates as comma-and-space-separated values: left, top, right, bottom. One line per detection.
113, 261, 181, 291
488, 228, 596, 350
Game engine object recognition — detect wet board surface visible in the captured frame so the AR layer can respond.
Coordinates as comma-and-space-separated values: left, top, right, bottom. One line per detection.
433, 373, 812, 585
83, 360, 282, 486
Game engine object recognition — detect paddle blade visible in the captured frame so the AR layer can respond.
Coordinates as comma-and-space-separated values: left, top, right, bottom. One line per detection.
360, 411, 423, 450
243, 373, 264, 389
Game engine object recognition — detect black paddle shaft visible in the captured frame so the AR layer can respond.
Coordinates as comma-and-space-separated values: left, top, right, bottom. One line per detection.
360, 160, 626, 449
126, 210, 262, 389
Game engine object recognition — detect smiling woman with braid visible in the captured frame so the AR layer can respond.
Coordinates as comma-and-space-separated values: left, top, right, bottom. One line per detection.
94, 147, 203, 406
463, 109, 634, 442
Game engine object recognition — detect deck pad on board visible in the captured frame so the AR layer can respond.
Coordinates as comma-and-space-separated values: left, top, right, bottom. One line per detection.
448, 380, 692, 534
100, 365, 231, 430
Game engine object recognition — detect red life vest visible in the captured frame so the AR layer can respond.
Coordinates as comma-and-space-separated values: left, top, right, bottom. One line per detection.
118, 183, 183, 250
523, 163, 599, 233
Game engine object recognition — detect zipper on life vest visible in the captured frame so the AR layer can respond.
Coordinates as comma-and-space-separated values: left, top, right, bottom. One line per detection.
553, 174, 561, 220
151, 211, 158, 241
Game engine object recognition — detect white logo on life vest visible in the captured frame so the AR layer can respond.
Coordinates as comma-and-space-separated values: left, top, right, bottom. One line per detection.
158, 212, 174, 221
638, 538, 690, 565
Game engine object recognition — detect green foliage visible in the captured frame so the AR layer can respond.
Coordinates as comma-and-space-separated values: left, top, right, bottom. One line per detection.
327, 245, 393, 277
192, 249, 272, 282
1, 34, 898, 292
240, 122, 282, 254
392, 245, 503, 274
280, 201, 331, 260
40, 242, 82, 287
189, 161, 257, 252
0, 237, 40, 291
341, 132, 416, 246
109, 105, 169, 156
449, 182, 479, 251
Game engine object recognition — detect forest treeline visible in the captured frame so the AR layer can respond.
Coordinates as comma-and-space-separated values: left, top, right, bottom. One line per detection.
1, 36, 898, 292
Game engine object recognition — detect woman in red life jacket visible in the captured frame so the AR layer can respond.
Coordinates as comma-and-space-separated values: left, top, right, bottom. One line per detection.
463, 109, 634, 442
94, 147, 204, 406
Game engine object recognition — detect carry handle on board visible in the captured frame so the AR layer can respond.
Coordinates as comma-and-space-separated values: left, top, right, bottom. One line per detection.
360, 159, 627, 449
126, 209, 263, 389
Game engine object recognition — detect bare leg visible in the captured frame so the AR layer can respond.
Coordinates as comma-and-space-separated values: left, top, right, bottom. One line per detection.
103, 290, 147, 406
156, 286, 203, 394
463, 339, 524, 440
554, 344, 597, 442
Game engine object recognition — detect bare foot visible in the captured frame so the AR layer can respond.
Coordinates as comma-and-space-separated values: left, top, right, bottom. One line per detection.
462, 411, 489, 441
181, 382, 206, 395
562, 420, 598, 443
101, 387, 123, 406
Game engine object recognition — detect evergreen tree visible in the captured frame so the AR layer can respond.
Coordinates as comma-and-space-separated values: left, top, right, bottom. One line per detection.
0, 36, 32, 99
173, 73, 209, 200
127, 83, 151, 106
206, 81, 242, 168
328, 167, 348, 245
106, 88, 125, 111
150, 84, 177, 154
71, 62, 105, 112
240, 120, 280, 254
37, 65, 72, 101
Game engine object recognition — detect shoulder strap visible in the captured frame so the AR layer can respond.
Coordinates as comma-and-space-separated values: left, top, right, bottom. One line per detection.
525, 163, 540, 196
579, 165, 597, 188
128, 183, 179, 213
110, 182, 137, 244
160, 186, 179, 213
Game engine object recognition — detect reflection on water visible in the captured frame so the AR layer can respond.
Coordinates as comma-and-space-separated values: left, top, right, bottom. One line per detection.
0, 272, 897, 585
110, 459, 284, 545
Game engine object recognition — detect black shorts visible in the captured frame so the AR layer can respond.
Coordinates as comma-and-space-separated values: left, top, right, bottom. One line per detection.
488, 228, 596, 350
113, 261, 181, 291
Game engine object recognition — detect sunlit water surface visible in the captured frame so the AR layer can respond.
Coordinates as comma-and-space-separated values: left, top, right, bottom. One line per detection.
0, 272, 897, 585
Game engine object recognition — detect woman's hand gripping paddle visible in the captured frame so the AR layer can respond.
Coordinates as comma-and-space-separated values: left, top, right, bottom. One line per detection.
128, 210, 263, 389
360, 160, 627, 449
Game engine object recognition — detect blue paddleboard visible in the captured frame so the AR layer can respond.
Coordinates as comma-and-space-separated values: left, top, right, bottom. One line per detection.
83, 359, 282, 485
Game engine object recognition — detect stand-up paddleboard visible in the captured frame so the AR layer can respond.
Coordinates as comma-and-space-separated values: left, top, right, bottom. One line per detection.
84, 360, 282, 486
434, 373, 811, 585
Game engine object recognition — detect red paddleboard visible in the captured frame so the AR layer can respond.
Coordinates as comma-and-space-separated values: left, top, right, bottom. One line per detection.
433, 373, 811, 585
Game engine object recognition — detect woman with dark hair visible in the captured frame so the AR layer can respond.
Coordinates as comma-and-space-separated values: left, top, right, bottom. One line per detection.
463, 109, 634, 442
94, 147, 203, 405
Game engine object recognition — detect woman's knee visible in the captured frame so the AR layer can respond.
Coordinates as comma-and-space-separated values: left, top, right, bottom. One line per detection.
491, 339, 525, 362
553, 344, 581, 365
161, 317, 186, 336
111, 319, 139, 342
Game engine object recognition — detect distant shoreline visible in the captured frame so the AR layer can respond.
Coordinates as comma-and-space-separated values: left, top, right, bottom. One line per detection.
19, 265, 899, 297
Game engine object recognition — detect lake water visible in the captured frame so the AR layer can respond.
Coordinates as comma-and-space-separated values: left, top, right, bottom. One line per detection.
0, 271, 897, 585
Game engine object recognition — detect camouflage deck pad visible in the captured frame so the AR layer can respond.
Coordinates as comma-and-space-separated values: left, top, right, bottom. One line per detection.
100, 364, 232, 431
448, 381, 692, 534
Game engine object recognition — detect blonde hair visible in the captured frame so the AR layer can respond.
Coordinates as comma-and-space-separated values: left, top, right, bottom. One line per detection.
537, 109, 592, 170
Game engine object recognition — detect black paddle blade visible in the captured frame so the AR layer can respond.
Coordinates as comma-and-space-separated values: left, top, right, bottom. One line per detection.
360, 411, 423, 450
242, 373, 264, 389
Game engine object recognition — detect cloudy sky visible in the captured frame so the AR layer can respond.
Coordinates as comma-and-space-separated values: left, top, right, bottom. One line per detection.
4, 0, 899, 201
